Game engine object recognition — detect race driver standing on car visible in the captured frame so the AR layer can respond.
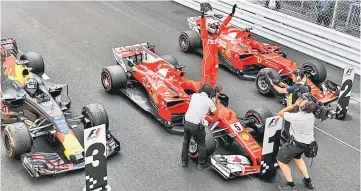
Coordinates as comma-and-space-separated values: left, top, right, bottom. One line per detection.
181, 84, 218, 170
199, 4, 237, 88
276, 98, 317, 191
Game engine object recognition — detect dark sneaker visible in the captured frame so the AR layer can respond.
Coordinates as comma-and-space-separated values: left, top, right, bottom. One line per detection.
303, 178, 315, 189
277, 184, 298, 191
181, 161, 188, 167
196, 163, 209, 170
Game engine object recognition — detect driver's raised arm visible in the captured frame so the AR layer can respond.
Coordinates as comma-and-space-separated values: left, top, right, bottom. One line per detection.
219, 4, 237, 31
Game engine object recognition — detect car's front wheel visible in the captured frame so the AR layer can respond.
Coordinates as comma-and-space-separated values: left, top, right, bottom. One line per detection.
256, 68, 278, 97
3, 122, 32, 159
188, 126, 216, 160
82, 103, 109, 130
245, 107, 273, 135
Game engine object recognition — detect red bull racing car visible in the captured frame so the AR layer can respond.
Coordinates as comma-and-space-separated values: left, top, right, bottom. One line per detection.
179, 7, 341, 120
1, 38, 120, 178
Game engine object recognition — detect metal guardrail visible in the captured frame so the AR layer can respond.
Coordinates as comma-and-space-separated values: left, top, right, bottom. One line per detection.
173, 0, 361, 75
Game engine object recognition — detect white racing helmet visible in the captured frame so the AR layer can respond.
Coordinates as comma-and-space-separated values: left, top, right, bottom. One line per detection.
206, 18, 220, 34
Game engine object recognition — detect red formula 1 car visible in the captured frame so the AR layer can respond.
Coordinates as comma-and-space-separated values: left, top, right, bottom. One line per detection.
179, 10, 340, 120
101, 42, 282, 179
1, 38, 120, 178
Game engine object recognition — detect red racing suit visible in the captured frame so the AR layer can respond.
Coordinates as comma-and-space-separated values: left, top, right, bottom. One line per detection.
199, 14, 232, 88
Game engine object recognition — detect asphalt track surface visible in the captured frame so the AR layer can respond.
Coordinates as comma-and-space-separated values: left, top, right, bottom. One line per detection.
1, 1, 360, 191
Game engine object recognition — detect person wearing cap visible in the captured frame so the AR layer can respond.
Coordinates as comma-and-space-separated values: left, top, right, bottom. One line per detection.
271, 69, 307, 106
276, 98, 317, 191
181, 84, 218, 170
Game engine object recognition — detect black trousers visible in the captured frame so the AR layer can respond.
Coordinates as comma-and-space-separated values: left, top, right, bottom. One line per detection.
181, 121, 206, 165
276, 141, 306, 164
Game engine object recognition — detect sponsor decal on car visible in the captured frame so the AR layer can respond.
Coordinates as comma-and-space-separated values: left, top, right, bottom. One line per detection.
24, 119, 34, 127
250, 144, 259, 150
230, 122, 243, 132
241, 133, 250, 141
225, 49, 232, 59
151, 91, 159, 104
257, 57, 262, 63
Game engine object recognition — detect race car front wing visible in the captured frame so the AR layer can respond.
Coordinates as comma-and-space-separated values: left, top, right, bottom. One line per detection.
210, 154, 256, 179
21, 131, 120, 178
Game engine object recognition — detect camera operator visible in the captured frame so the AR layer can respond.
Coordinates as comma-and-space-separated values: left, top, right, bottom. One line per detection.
276, 98, 317, 191
270, 69, 306, 106
181, 84, 218, 170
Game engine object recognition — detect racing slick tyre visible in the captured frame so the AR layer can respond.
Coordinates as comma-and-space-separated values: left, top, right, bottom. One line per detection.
256, 68, 279, 97
189, 127, 216, 161
82, 103, 109, 130
179, 30, 201, 53
20, 52, 45, 76
245, 107, 273, 135
2, 122, 32, 159
161, 55, 181, 71
101, 65, 128, 93
302, 60, 327, 85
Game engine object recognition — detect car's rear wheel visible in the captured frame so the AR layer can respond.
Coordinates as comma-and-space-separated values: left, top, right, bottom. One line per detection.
179, 30, 201, 53
20, 52, 45, 76
101, 65, 128, 93
3, 122, 32, 159
82, 103, 109, 130
302, 60, 327, 85
245, 107, 273, 135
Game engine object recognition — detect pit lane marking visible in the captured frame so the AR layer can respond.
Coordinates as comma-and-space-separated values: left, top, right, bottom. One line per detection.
314, 126, 360, 153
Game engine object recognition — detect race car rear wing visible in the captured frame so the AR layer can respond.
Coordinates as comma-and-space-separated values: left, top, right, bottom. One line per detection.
113, 42, 167, 70
112, 42, 155, 59
1, 38, 18, 56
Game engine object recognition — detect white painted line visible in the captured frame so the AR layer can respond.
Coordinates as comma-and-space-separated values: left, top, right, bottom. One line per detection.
314, 126, 360, 153
247, 175, 255, 180
350, 96, 360, 103
18, 48, 23, 54
101, 1, 162, 33
9, 2, 88, 59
